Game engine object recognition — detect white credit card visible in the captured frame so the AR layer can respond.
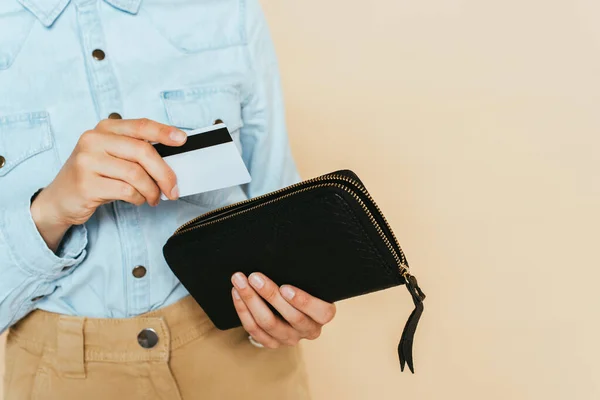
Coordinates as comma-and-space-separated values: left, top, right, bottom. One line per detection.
152, 123, 251, 200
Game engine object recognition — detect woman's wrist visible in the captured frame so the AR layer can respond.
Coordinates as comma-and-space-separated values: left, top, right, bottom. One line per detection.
30, 188, 72, 253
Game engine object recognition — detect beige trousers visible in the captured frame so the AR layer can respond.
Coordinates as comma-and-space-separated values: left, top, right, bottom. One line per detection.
3, 296, 311, 399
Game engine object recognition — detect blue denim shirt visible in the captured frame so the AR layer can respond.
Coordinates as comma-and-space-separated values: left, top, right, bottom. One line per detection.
0, 0, 299, 333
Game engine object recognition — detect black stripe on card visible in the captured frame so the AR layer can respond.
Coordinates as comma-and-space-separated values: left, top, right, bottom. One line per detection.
153, 127, 233, 158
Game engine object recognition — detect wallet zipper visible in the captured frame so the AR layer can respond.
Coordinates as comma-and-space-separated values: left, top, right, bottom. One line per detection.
173, 174, 410, 278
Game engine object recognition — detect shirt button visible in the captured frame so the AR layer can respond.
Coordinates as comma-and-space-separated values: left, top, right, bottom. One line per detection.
137, 328, 159, 349
92, 49, 106, 61
108, 112, 122, 120
0, 155, 5, 169
213, 118, 223, 125
132, 265, 147, 278
31, 295, 45, 302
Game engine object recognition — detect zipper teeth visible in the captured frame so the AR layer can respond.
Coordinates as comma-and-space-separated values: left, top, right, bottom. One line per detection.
174, 177, 409, 275
174, 174, 330, 234
336, 176, 408, 266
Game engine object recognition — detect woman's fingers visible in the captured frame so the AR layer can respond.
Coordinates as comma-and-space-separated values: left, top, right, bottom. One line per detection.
231, 288, 281, 349
96, 118, 187, 146
231, 273, 301, 346
278, 284, 336, 326
247, 273, 322, 339
94, 132, 179, 200
90, 176, 146, 206
92, 154, 162, 206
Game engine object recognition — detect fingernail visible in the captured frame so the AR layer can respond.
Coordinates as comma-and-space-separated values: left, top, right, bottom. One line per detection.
280, 286, 295, 300
170, 129, 187, 143
249, 274, 264, 289
171, 185, 179, 199
232, 288, 241, 300
232, 273, 247, 289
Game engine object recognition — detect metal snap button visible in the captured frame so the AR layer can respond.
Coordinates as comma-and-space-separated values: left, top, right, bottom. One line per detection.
0, 155, 5, 169
92, 49, 106, 61
137, 328, 159, 349
108, 112, 122, 120
213, 119, 223, 125
132, 265, 147, 278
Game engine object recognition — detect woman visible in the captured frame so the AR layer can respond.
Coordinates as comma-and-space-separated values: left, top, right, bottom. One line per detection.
0, 0, 335, 398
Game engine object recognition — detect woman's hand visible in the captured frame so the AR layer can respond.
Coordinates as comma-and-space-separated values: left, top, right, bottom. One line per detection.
31, 118, 186, 251
231, 272, 336, 348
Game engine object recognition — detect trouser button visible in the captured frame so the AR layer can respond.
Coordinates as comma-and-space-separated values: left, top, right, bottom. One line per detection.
137, 328, 159, 349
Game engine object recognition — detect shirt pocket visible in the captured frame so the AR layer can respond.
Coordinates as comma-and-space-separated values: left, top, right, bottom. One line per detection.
160, 85, 248, 208
0, 112, 61, 201
0, 4, 35, 70
140, 0, 245, 53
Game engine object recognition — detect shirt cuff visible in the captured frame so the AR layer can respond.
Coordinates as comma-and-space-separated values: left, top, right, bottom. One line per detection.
1, 197, 87, 279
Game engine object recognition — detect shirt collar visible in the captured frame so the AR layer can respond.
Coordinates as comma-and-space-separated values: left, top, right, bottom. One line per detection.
18, 0, 142, 27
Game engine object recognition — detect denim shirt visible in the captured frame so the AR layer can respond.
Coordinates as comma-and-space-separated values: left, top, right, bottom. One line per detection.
0, 0, 299, 333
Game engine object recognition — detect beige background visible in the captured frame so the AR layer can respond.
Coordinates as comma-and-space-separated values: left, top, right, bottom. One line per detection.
2, 0, 600, 399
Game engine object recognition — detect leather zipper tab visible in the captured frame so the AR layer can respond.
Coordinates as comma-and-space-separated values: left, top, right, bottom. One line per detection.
398, 274, 426, 373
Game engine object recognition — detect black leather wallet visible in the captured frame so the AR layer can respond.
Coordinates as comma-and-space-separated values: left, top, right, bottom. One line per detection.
163, 170, 426, 372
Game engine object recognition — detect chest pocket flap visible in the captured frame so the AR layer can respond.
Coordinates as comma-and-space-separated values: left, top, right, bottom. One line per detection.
160, 87, 243, 132
0, 112, 54, 177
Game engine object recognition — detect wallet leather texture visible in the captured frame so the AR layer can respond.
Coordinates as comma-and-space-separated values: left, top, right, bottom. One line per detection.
163, 170, 426, 372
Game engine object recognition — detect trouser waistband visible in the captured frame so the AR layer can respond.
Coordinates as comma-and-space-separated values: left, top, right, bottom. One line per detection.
8, 296, 213, 378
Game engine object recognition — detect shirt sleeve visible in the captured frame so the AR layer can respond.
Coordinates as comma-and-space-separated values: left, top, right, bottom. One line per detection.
240, 0, 301, 199
0, 196, 87, 333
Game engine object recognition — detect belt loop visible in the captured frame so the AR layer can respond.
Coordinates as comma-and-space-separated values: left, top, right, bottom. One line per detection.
57, 316, 86, 379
